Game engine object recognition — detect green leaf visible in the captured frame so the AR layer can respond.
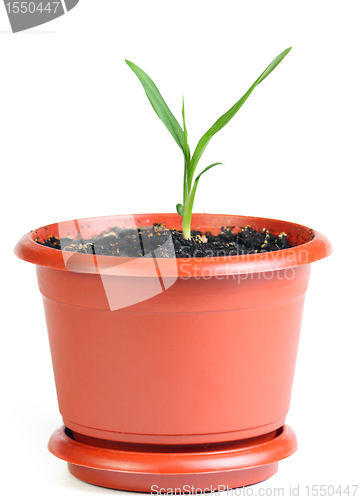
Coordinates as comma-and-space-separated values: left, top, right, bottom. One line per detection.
256, 47, 292, 85
188, 47, 292, 184
182, 96, 191, 206
176, 203, 183, 216
194, 162, 223, 183
125, 60, 185, 152
182, 97, 190, 164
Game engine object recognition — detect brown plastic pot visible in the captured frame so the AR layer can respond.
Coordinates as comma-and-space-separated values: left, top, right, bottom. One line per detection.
14, 213, 332, 492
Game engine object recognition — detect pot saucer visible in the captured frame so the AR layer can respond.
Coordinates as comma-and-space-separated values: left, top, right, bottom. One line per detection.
48, 425, 297, 492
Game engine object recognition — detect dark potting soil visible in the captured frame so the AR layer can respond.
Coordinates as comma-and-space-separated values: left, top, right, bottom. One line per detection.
36, 224, 293, 258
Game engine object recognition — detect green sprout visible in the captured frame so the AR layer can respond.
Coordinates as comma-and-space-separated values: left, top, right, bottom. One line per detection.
125, 47, 291, 240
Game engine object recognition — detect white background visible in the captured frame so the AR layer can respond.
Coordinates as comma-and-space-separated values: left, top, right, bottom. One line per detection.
1, 1, 359, 498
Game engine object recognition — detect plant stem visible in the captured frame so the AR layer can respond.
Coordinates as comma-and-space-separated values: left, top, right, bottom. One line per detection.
182, 166, 191, 239
182, 177, 197, 239
182, 156, 194, 239
182, 202, 192, 240
183, 158, 188, 210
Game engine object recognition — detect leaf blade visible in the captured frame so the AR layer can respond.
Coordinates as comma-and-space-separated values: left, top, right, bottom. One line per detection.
195, 162, 223, 182
256, 46, 292, 85
125, 60, 185, 152
176, 203, 183, 216
182, 96, 190, 163
188, 47, 292, 182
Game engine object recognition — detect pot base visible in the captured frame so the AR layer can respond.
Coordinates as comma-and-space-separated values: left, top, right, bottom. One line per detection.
48, 425, 297, 493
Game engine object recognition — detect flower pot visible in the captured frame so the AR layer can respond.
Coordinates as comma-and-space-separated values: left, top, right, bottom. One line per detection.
14, 213, 332, 492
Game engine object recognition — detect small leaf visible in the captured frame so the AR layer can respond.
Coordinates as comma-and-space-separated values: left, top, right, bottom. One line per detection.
125, 60, 185, 152
188, 47, 292, 183
176, 203, 183, 216
195, 162, 223, 181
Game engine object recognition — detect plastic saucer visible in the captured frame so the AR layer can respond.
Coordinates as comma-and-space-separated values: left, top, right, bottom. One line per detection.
48, 425, 297, 492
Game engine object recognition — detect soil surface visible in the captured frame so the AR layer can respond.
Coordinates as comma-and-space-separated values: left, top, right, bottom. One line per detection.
36, 224, 293, 258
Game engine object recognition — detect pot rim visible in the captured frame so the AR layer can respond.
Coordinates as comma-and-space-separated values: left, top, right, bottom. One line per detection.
14, 213, 332, 277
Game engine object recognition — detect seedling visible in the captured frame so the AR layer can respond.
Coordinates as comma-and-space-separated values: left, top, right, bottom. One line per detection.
126, 47, 291, 239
